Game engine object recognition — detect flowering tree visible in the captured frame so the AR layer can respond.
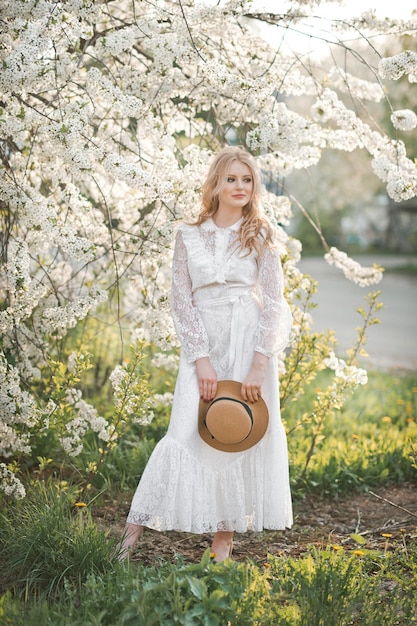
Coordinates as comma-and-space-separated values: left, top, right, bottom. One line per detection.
1, 0, 416, 498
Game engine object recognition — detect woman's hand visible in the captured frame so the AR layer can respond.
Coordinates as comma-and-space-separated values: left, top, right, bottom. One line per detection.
241, 352, 268, 403
195, 357, 218, 402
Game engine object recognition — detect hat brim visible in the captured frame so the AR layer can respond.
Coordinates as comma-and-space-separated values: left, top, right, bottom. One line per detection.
198, 380, 269, 452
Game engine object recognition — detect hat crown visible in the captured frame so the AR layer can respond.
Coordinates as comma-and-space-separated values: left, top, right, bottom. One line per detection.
205, 397, 253, 444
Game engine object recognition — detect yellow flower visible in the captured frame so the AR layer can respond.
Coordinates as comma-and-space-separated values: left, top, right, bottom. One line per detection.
381, 416, 392, 423
210, 552, 217, 559
412, 387, 417, 393
264, 562, 271, 568
353, 550, 365, 556
351, 434, 359, 440
400, 528, 406, 533
74, 502, 87, 508
381, 533, 392, 538
332, 545, 343, 551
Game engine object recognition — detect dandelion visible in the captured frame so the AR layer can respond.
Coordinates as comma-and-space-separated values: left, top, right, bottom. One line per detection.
210, 552, 217, 559
353, 550, 365, 556
264, 562, 272, 567
74, 502, 87, 508
381, 533, 392, 538
382, 416, 392, 423
352, 434, 359, 440
332, 545, 343, 551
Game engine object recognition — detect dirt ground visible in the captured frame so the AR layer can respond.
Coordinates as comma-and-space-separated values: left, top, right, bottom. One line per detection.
97, 483, 417, 566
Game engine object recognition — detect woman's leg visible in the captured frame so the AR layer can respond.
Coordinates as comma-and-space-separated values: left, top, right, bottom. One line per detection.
118, 522, 144, 561
211, 530, 234, 562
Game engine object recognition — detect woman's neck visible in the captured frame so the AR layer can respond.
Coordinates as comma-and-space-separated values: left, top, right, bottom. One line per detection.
213, 209, 243, 229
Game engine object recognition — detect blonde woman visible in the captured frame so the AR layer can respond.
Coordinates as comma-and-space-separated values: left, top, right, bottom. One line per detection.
119, 146, 293, 562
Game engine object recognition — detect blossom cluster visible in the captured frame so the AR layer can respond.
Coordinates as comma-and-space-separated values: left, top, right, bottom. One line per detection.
324, 247, 383, 287
324, 352, 368, 387
379, 51, 417, 83
390, 109, 417, 132
0, 464, 26, 500
61, 389, 113, 457
110, 363, 154, 425
0, 354, 40, 458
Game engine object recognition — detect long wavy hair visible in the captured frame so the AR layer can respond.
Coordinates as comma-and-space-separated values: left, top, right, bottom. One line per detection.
194, 146, 276, 252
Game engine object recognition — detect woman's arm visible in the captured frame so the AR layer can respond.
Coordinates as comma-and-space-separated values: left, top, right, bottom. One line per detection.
195, 356, 218, 402
254, 245, 292, 358
242, 245, 292, 403
170, 228, 211, 363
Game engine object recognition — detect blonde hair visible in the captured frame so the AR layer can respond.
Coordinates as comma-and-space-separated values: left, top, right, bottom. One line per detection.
194, 146, 276, 252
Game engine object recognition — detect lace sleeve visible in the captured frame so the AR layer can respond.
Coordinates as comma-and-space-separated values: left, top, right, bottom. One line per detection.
170, 228, 210, 363
255, 246, 293, 357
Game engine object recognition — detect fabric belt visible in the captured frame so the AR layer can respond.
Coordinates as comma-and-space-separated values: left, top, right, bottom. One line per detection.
195, 291, 257, 378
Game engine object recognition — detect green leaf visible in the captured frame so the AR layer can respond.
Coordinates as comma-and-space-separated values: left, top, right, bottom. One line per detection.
200, 546, 212, 567
350, 533, 367, 545
187, 576, 206, 600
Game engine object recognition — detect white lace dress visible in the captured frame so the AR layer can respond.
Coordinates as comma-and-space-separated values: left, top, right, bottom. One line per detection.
126, 217, 294, 533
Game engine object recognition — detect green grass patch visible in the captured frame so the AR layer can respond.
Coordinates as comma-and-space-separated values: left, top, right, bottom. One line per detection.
1, 538, 416, 625
284, 370, 417, 497
0, 484, 118, 600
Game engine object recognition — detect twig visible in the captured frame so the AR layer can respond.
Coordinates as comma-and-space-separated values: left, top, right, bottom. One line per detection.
355, 507, 362, 533
178, 0, 206, 62
368, 490, 417, 520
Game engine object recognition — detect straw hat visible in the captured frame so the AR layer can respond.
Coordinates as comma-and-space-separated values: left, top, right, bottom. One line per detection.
198, 380, 269, 452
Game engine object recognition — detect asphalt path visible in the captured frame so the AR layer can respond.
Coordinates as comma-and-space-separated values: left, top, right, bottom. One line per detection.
298, 255, 417, 372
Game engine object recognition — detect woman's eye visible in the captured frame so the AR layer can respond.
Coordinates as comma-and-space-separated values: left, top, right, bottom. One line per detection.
244, 178, 252, 183
227, 177, 235, 182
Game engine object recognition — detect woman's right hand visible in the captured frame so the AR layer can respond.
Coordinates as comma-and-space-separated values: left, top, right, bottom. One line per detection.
195, 357, 217, 402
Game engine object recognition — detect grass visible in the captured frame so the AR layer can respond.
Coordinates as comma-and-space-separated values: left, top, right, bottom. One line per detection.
0, 484, 119, 600
1, 369, 416, 624
1, 530, 416, 624
284, 370, 417, 496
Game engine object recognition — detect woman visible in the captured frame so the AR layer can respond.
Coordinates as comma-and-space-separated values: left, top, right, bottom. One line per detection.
119, 146, 293, 562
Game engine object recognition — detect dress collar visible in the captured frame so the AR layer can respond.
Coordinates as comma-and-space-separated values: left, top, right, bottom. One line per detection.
202, 217, 243, 232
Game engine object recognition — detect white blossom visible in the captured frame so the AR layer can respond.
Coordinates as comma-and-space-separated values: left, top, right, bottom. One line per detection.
324, 352, 368, 386
0, 464, 26, 499
324, 247, 383, 287
60, 394, 113, 457
379, 51, 417, 83
391, 109, 417, 131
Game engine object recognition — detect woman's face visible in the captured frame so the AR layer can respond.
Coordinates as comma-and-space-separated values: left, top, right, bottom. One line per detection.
217, 160, 253, 213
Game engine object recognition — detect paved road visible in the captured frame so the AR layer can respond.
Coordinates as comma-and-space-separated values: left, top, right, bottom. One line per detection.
298, 255, 417, 371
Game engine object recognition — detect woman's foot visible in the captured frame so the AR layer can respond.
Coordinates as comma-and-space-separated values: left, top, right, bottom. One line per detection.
211, 530, 234, 562
117, 522, 144, 561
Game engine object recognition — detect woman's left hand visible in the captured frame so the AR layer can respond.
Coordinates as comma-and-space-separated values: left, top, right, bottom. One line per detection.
241, 352, 268, 403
